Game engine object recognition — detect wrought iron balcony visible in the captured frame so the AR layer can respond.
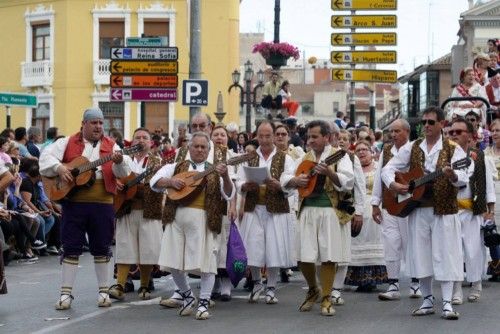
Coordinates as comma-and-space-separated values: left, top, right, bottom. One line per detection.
21, 60, 53, 88
377, 105, 401, 129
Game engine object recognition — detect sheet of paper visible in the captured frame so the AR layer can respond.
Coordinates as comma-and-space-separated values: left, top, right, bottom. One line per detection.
243, 166, 270, 185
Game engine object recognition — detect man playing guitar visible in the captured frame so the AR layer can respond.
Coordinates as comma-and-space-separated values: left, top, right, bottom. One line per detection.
381, 107, 468, 320
39, 108, 130, 310
108, 128, 164, 301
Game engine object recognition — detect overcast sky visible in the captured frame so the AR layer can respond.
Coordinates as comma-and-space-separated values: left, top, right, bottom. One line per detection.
239, 0, 471, 75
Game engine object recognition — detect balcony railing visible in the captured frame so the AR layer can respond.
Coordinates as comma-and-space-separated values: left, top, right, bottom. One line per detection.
21, 60, 53, 87
93, 59, 111, 85
377, 106, 401, 129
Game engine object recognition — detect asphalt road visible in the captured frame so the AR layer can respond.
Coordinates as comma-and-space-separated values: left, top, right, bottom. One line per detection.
1, 253, 500, 334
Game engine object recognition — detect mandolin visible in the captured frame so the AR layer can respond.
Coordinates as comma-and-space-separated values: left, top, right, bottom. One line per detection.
113, 164, 162, 213
295, 149, 347, 198
167, 152, 256, 201
383, 156, 471, 217
42, 144, 144, 201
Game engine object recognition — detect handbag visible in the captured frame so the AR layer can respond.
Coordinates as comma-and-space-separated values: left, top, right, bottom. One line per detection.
225, 219, 247, 288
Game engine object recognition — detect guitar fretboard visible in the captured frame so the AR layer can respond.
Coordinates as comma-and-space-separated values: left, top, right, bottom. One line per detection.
76, 144, 141, 175
126, 166, 159, 188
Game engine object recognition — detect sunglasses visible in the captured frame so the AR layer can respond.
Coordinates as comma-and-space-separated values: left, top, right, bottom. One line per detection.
466, 118, 477, 123
420, 119, 437, 126
448, 129, 468, 136
275, 132, 288, 137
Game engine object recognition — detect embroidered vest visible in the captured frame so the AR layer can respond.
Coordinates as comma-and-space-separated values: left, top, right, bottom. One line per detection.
213, 145, 228, 215
244, 150, 289, 214
175, 147, 189, 163
298, 148, 351, 224
142, 153, 165, 220
63, 133, 117, 195
469, 148, 487, 215
381, 144, 394, 209
162, 160, 224, 234
409, 138, 458, 215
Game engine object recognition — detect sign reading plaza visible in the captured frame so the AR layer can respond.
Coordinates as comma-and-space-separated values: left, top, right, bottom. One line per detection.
110, 47, 178, 60
331, 15, 397, 28
331, 51, 397, 64
110, 61, 178, 74
332, 69, 397, 83
0, 92, 37, 107
331, 0, 397, 10
331, 33, 397, 46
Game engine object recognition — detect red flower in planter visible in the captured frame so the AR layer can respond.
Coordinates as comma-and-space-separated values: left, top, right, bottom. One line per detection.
252, 42, 300, 60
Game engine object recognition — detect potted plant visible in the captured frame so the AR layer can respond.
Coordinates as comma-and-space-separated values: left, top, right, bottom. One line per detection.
252, 42, 300, 68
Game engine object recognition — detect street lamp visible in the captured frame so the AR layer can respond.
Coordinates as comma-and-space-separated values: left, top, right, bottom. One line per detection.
228, 60, 265, 134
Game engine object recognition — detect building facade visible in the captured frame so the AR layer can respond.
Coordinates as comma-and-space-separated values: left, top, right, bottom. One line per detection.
0, 0, 239, 139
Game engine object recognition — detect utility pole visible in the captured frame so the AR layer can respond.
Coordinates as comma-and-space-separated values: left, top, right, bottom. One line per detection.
189, 0, 201, 123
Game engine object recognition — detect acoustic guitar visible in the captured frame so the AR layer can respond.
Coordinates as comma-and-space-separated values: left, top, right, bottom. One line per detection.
383, 156, 471, 217
295, 149, 347, 198
113, 164, 162, 213
42, 144, 144, 201
167, 151, 256, 201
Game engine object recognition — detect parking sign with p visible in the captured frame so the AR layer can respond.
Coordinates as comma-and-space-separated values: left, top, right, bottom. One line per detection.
182, 80, 208, 106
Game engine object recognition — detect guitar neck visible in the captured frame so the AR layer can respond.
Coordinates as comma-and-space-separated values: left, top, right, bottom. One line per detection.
79, 155, 114, 174
413, 169, 443, 188
126, 166, 157, 188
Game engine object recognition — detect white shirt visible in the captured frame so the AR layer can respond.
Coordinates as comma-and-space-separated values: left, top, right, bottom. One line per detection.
39, 136, 130, 179
149, 160, 235, 201
298, 145, 354, 193
371, 141, 411, 207
236, 146, 295, 196
457, 151, 496, 204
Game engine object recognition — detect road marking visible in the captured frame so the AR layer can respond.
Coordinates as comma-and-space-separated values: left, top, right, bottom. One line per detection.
32, 305, 129, 334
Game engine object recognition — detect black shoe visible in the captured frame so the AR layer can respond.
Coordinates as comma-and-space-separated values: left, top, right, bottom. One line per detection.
188, 273, 201, 279
38, 248, 49, 257
148, 278, 155, 291
488, 275, 500, 282
211, 292, 221, 300
220, 294, 232, 302
124, 278, 135, 293
243, 278, 254, 292
280, 269, 289, 283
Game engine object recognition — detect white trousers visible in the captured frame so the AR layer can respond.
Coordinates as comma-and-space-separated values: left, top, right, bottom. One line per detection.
381, 209, 408, 262
458, 210, 485, 283
408, 208, 463, 281
239, 205, 295, 268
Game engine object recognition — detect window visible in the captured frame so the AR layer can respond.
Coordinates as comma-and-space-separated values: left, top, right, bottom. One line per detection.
32, 103, 50, 140
99, 21, 124, 59
427, 71, 440, 107
99, 102, 124, 135
143, 20, 169, 39
32, 24, 50, 61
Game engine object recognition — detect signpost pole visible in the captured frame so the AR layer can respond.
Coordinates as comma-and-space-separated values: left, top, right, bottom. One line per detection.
349, 9, 356, 125
6, 106, 10, 129
369, 89, 376, 130
189, 0, 201, 123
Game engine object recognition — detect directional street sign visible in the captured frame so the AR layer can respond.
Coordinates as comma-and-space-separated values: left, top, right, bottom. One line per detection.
331, 15, 397, 28
331, 33, 397, 46
110, 61, 178, 74
331, 69, 397, 83
331, 0, 397, 10
126, 37, 168, 47
0, 92, 37, 107
110, 75, 178, 88
110, 88, 178, 102
110, 47, 178, 60
330, 51, 397, 64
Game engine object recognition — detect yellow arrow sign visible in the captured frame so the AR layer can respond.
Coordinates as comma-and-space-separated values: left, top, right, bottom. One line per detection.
110, 61, 178, 74
331, 51, 397, 64
331, 0, 397, 10
331, 33, 397, 46
331, 69, 397, 83
331, 15, 397, 28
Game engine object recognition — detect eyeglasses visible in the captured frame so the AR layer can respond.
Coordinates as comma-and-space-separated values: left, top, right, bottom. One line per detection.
466, 118, 478, 123
275, 132, 288, 137
420, 119, 436, 126
355, 148, 370, 153
191, 123, 207, 130
448, 129, 468, 136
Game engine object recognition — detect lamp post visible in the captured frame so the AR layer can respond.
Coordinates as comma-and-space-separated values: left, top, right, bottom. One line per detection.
228, 60, 264, 134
